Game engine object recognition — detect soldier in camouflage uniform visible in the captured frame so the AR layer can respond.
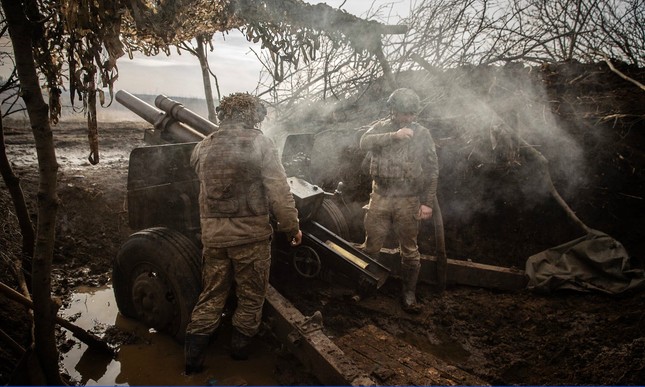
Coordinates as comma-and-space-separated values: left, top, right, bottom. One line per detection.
360, 88, 439, 314
184, 93, 302, 374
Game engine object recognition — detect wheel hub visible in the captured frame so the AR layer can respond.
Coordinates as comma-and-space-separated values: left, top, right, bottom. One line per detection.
132, 271, 176, 330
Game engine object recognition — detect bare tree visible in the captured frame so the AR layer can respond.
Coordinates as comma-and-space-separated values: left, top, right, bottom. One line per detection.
256, 37, 382, 104
1, 0, 62, 383
382, 0, 645, 71
177, 35, 221, 123
594, 0, 645, 66
252, 1, 406, 118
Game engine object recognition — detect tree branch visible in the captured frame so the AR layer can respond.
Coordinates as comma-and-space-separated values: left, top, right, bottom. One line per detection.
603, 56, 645, 92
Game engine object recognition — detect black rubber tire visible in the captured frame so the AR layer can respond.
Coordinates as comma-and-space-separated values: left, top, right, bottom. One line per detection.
313, 197, 351, 240
113, 227, 201, 342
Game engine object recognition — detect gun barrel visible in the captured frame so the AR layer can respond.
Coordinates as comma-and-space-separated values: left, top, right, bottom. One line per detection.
116, 90, 165, 127
116, 90, 205, 143
155, 95, 218, 136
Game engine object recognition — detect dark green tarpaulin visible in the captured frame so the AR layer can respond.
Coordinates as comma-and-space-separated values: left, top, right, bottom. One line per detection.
525, 230, 645, 294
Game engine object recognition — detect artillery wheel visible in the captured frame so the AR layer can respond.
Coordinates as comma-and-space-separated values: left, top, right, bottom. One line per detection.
292, 245, 321, 278
313, 197, 351, 240
113, 227, 201, 343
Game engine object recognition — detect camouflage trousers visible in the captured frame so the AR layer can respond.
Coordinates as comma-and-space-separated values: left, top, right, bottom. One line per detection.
363, 192, 421, 265
186, 239, 271, 338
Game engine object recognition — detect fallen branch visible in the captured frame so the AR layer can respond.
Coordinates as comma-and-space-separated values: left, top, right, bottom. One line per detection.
603, 57, 645, 92
600, 113, 643, 122
0, 281, 114, 356
618, 192, 643, 200
517, 137, 594, 235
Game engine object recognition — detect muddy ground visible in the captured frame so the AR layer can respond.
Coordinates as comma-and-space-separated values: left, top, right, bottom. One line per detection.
1, 63, 645, 385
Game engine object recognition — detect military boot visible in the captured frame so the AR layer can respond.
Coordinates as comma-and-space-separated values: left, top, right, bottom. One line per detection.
230, 329, 252, 360
400, 262, 421, 314
184, 333, 210, 375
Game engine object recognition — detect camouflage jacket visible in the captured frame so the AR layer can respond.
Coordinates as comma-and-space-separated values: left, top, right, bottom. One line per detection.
191, 122, 300, 247
360, 118, 439, 208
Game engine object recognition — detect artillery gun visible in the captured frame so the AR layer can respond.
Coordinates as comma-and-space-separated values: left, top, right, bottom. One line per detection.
112, 90, 389, 338
112, 90, 527, 383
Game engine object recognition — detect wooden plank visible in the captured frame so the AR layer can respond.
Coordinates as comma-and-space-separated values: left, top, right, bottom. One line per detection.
378, 250, 528, 290
441, 257, 528, 290
264, 285, 375, 386
336, 324, 488, 386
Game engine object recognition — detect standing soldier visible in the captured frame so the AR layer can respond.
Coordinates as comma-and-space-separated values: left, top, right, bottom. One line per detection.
360, 88, 439, 313
185, 92, 302, 374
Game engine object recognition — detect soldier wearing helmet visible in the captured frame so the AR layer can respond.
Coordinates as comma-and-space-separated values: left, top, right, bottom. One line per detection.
360, 88, 439, 313
215, 92, 268, 126
185, 92, 302, 373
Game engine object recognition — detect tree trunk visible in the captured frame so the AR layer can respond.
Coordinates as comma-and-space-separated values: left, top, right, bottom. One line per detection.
196, 36, 218, 123
374, 45, 396, 92
1, 0, 63, 384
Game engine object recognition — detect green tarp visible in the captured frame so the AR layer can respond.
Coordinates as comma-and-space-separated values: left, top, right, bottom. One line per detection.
525, 230, 645, 294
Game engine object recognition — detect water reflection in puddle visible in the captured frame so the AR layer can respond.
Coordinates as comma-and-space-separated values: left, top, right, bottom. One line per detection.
60, 285, 280, 386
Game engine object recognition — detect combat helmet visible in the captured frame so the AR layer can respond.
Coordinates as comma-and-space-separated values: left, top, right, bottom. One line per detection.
386, 88, 420, 114
216, 92, 267, 126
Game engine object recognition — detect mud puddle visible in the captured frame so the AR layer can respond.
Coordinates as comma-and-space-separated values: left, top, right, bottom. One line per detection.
60, 285, 281, 386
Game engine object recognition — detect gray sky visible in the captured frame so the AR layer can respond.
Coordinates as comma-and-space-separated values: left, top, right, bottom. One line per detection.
116, 0, 410, 98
